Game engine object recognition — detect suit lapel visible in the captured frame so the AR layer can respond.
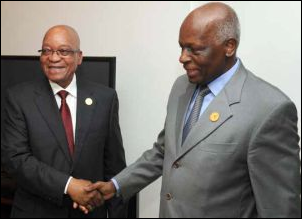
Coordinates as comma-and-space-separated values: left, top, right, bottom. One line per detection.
34, 78, 72, 164
179, 90, 232, 158
175, 83, 196, 155
72, 80, 96, 169
176, 62, 248, 160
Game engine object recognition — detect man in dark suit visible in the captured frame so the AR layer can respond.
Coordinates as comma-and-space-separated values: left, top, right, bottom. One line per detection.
1, 25, 127, 218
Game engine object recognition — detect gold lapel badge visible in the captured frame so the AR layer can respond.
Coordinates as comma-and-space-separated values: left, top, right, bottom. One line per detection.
210, 112, 220, 122
85, 98, 93, 106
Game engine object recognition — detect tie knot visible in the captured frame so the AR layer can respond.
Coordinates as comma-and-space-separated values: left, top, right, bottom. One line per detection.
199, 86, 210, 97
58, 90, 69, 100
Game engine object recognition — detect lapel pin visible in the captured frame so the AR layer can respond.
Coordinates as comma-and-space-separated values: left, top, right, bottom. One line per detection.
210, 112, 220, 122
85, 98, 93, 106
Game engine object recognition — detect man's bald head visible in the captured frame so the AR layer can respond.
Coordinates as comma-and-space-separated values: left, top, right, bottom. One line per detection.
182, 2, 240, 45
43, 25, 81, 50
40, 25, 83, 88
179, 2, 240, 85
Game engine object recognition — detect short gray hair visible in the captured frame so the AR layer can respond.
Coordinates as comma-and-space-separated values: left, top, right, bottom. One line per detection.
215, 11, 241, 45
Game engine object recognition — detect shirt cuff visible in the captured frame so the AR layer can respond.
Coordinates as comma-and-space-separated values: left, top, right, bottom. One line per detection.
111, 178, 121, 197
64, 176, 73, 194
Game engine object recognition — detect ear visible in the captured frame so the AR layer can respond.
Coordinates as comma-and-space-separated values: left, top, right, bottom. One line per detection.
225, 39, 237, 57
77, 51, 83, 65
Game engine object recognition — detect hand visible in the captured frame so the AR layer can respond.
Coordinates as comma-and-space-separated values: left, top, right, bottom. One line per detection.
85, 181, 116, 201
73, 202, 92, 215
67, 178, 104, 207
74, 181, 116, 214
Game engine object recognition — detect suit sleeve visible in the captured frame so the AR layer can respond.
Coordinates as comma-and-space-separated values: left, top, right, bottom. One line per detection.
1, 89, 69, 206
113, 125, 165, 202
104, 91, 128, 218
248, 101, 301, 218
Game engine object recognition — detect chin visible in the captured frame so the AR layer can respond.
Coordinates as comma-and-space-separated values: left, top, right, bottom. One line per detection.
47, 75, 61, 82
188, 76, 204, 85
47, 76, 66, 85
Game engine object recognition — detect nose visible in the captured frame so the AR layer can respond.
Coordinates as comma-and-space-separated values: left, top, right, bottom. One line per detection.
179, 48, 191, 64
48, 51, 62, 62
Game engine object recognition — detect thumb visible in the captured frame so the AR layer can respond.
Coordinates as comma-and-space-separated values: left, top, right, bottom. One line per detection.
102, 181, 116, 200
84, 181, 105, 192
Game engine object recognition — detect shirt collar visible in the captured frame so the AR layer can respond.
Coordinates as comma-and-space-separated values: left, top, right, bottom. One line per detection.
49, 74, 77, 98
208, 58, 240, 96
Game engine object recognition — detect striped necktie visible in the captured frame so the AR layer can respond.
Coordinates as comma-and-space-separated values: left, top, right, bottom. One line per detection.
182, 86, 210, 145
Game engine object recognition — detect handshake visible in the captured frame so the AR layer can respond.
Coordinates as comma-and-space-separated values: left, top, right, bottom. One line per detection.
67, 178, 116, 214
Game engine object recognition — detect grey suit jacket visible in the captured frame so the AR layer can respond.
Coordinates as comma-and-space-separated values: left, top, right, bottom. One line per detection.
114, 62, 301, 218
1, 77, 127, 218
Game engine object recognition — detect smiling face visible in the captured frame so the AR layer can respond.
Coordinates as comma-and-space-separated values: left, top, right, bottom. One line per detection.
40, 26, 82, 88
179, 23, 226, 85
179, 3, 237, 85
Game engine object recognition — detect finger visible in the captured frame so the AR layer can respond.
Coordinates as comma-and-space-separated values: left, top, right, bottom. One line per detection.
86, 204, 95, 213
87, 190, 101, 207
104, 193, 115, 200
73, 202, 78, 209
80, 205, 89, 214
84, 181, 104, 192
98, 190, 105, 205
93, 190, 105, 207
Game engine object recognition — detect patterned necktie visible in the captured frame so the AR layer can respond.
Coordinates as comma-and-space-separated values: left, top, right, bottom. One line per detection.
57, 90, 74, 156
182, 86, 210, 145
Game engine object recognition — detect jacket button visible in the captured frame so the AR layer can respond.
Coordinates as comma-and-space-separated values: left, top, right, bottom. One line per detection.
173, 162, 180, 169
166, 193, 173, 200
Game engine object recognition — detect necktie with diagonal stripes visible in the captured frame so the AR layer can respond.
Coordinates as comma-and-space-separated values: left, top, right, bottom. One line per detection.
182, 86, 210, 145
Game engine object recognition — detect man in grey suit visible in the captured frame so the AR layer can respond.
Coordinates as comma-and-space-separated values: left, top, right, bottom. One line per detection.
82, 2, 301, 218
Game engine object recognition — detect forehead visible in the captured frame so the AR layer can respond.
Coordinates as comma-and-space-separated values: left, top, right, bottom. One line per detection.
179, 18, 216, 46
42, 28, 77, 48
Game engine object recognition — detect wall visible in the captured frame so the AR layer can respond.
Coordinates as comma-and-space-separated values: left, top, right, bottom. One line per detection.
1, 1, 301, 217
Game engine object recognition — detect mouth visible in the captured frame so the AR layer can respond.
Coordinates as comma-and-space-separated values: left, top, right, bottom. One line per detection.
185, 69, 200, 78
47, 66, 66, 73
49, 66, 65, 69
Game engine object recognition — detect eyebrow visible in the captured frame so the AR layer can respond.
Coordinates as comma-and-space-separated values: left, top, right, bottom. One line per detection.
42, 43, 73, 47
179, 41, 194, 47
42, 45, 74, 50
179, 41, 206, 49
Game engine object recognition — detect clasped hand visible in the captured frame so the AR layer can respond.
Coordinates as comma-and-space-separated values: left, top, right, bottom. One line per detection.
67, 178, 116, 214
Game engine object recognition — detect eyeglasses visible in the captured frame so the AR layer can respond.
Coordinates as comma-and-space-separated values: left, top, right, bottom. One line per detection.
38, 49, 81, 57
